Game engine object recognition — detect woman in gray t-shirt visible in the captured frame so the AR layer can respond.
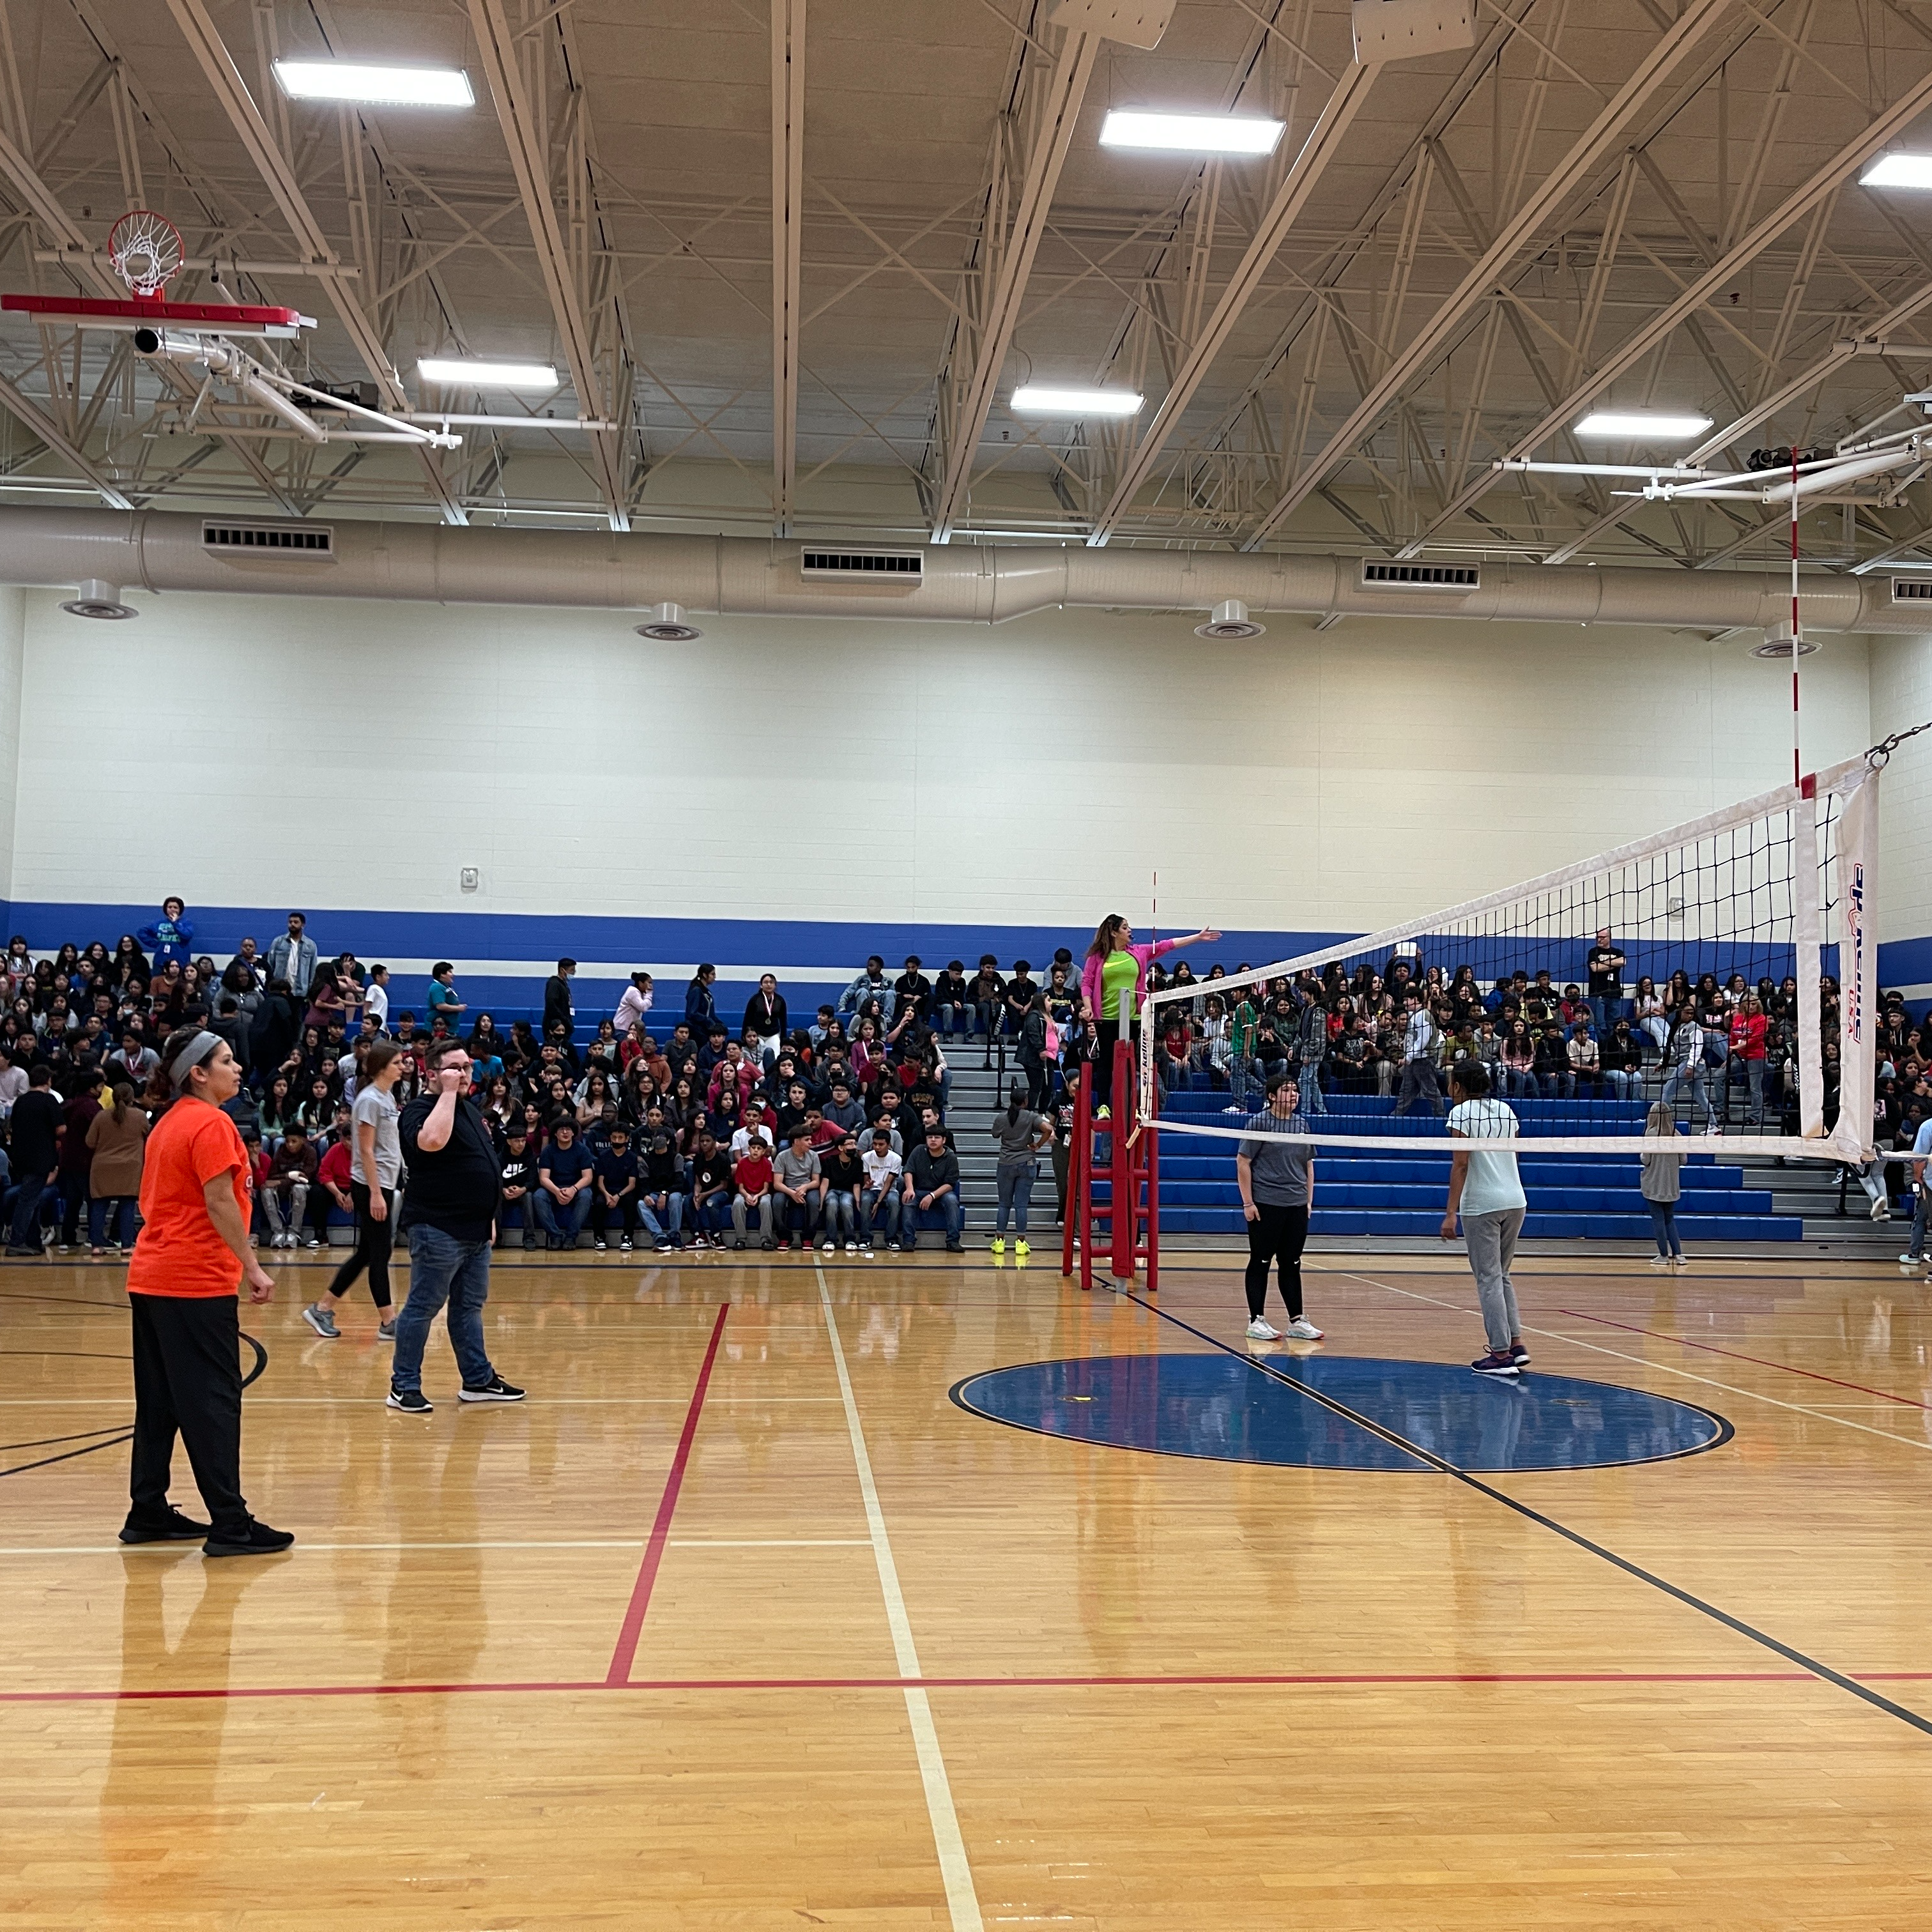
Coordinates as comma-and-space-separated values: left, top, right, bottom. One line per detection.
1235, 1071, 1323, 1342
992, 1080, 1051, 1256
304, 1039, 407, 1340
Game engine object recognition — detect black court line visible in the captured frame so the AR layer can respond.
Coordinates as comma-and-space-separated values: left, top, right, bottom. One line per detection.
1118, 1287, 1932, 1742
0, 1334, 264, 1482
0, 1425, 134, 1454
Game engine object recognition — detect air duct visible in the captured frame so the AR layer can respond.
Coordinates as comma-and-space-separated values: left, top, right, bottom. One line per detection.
58, 576, 135, 620
4, 507, 1929, 632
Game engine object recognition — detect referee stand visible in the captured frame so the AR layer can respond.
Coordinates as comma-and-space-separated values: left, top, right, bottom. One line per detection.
1062, 1036, 1160, 1292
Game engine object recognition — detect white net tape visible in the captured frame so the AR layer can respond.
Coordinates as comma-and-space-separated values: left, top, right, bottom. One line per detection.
1142, 754, 1879, 1160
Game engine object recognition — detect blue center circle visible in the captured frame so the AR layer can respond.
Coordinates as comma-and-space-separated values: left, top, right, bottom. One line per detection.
950, 1353, 1730, 1473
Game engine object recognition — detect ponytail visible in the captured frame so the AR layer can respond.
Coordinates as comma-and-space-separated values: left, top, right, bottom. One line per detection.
1008, 1078, 1025, 1126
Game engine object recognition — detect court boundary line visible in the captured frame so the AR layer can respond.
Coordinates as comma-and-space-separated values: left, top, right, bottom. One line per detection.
817, 1262, 983, 1932
1557, 1307, 1932, 1411
19, 1667, 1932, 1706
1120, 1287, 1932, 1742
1340, 1269, 1932, 1457
603, 1302, 729, 1687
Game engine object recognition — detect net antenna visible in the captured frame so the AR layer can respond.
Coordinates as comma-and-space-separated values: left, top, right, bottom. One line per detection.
107, 210, 184, 298
1145, 753, 1884, 1161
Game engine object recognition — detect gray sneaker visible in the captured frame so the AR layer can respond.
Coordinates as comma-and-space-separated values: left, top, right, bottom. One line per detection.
376, 1318, 397, 1342
302, 1302, 339, 1339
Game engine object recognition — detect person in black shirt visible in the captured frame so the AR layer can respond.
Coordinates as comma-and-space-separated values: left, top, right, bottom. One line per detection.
590, 1128, 640, 1252
931, 962, 969, 1036
820, 1133, 864, 1250
388, 1038, 521, 1413
543, 958, 576, 1041
687, 1129, 733, 1247
497, 1128, 538, 1249
7, 1063, 61, 1254
639, 1116, 685, 1251
967, 956, 1006, 1062
892, 957, 931, 1025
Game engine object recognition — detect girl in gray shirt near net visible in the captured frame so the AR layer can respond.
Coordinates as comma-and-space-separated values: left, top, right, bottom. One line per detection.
303, 1039, 406, 1340
1236, 1071, 1324, 1343
991, 1080, 1051, 1257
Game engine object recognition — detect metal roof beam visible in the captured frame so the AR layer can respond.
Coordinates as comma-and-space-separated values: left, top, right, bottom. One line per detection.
770, 0, 805, 536
466, 0, 628, 530
162, 0, 468, 525
928, 22, 1099, 543
1238, 0, 1733, 553
1400, 61, 1932, 558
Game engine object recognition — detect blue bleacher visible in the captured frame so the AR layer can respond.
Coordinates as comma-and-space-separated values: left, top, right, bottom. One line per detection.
1111, 1089, 1799, 1243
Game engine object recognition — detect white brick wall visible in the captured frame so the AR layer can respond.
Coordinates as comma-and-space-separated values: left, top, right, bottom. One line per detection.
1869, 633, 1932, 946
6, 588, 1878, 932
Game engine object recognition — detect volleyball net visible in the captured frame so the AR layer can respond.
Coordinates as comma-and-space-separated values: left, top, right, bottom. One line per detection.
1140, 753, 1880, 1159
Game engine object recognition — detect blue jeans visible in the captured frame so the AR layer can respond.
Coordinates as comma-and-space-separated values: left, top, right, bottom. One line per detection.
1298, 1062, 1327, 1115
903, 1190, 963, 1248
777, 1190, 820, 1238
88, 1195, 138, 1246
1660, 1066, 1712, 1128
995, 1162, 1036, 1234
822, 1189, 858, 1242
391, 1224, 494, 1394
640, 1192, 684, 1243
9, 1172, 48, 1248
861, 1186, 900, 1245
1590, 995, 1625, 1038
1541, 1071, 1575, 1100
1908, 1184, 1930, 1260
1726, 1055, 1765, 1127
1604, 1068, 1641, 1100
934, 1001, 967, 1035
693, 1192, 732, 1236
533, 1190, 592, 1242
1648, 1200, 1683, 1258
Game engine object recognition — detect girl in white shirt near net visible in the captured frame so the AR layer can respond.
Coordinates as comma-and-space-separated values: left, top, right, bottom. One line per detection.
1441, 1061, 1529, 1379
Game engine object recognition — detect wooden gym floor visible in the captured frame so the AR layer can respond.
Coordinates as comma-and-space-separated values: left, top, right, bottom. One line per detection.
4, 1245, 1932, 1929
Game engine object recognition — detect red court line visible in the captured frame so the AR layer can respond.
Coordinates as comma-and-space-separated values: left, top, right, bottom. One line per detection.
604, 1301, 730, 1686
1558, 1308, 1932, 1411
11, 1668, 1932, 1705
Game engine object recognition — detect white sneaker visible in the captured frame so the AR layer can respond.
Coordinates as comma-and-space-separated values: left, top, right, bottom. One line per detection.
1650, 1255, 1671, 1269
822, 1239, 835, 1253
1246, 1317, 1282, 1341
1871, 1197, 1891, 1222
1283, 1317, 1324, 1340
304, 1237, 320, 1250
1703, 1124, 1723, 1137
845, 1241, 857, 1253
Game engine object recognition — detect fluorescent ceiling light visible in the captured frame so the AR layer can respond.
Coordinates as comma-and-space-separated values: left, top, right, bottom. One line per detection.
274, 60, 473, 107
1862, 153, 1932, 190
419, 358, 560, 390
1010, 385, 1144, 416
1099, 109, 1284, 156
1574, 411, 1712, 439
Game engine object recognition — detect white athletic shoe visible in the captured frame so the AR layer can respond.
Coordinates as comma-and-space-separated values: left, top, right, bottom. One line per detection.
1649, 1255, 1671, 1269
1282, 1317, 1324, 1340
1246, 1317, 1282, 1341
845, 1241, 857, 1254
1871, 1196, 1891, 1222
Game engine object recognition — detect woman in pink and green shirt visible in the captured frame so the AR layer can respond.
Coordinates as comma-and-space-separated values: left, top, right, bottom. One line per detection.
1080, 913, 1222, 1064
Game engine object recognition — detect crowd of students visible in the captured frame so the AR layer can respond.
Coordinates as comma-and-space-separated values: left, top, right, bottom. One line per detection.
2, 899, 1920, 1266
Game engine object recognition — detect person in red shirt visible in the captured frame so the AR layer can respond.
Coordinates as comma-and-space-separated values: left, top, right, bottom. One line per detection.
731, 1137, 775, 1250
121, 1026, 291, 1557
1726, 993, 1770, 1130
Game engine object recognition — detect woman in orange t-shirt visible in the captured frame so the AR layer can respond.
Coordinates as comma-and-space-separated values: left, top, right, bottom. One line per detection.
121, 1026, 293, 1557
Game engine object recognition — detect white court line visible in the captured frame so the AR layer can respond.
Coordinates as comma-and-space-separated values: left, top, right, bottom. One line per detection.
816, 1263, 982, 1932
1337, 1269, 1932, 1456
0, 1538, 871, 1556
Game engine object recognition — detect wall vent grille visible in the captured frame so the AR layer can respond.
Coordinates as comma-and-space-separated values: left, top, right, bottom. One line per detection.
1361, 560, 1479, 590
799, 548, 923, 579
1890, 576, 1932, 602
203, 521, 334, 555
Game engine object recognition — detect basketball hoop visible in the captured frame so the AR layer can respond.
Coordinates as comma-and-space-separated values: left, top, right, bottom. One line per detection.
106, 210, 184, 299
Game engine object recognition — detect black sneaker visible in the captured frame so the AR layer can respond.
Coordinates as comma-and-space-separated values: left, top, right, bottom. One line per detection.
1508, 1342, 1531, 1368
387, 1387, 434, 1414
4, 1244, 41, 1257
459, 1375, 526, 1404
760, 1237, 776, 1250
1471, 1351, 1520, 1379
119, 1506, 212, 1544
203, 1519, 296, 1558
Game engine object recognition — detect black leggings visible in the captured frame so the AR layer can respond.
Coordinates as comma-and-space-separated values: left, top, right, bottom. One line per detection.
1245, 1202, 1308, 1321
325, 1181, 394, 1309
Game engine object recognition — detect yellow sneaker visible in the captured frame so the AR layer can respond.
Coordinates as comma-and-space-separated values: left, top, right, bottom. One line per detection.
990, 1236, 1005, 1255
1014, 1239, 1030, 1257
